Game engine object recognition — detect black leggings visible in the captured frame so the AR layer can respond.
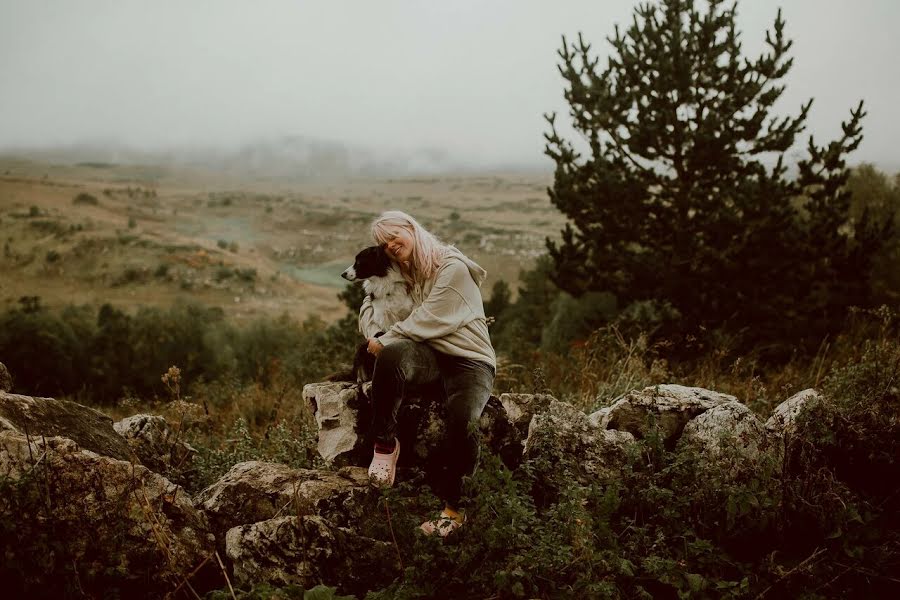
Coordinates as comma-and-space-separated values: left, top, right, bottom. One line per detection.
371, 339, 495, 507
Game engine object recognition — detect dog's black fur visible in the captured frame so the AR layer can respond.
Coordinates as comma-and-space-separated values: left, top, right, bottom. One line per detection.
329, 245, 415, 383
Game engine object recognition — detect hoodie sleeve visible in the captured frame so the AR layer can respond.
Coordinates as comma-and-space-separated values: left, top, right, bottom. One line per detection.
378, 260, 475, 346
358, 293, 383, 339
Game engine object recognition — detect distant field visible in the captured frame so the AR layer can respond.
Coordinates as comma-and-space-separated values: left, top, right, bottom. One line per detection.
0, 156, 562, 323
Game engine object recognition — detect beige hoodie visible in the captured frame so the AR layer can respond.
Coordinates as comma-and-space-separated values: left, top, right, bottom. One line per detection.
358, 247, 496, 369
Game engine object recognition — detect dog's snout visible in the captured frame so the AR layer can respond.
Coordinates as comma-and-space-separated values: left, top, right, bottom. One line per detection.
341, 267, 356, 281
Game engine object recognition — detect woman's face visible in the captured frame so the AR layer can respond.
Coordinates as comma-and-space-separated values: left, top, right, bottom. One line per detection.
383, 226, 414, 262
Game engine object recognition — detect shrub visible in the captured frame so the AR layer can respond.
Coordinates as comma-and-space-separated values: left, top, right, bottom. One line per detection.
783, 306, 900, 546
213, 266, 233, 282
29, 219, 66, 236
72, 193, 98, 206
190, 414, 322, 493
236, 267, 257, 282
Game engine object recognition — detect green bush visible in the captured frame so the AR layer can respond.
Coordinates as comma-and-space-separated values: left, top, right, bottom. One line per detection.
190, 416, 322, 493
0, 460, 149, 597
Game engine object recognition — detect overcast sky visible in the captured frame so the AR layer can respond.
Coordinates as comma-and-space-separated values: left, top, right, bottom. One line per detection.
1, 0, 898, 171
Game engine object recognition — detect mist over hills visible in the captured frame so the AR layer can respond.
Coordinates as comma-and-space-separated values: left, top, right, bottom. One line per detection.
0, 136, 547, 180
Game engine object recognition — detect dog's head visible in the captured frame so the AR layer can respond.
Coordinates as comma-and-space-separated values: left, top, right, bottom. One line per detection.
341, 245, 393, 281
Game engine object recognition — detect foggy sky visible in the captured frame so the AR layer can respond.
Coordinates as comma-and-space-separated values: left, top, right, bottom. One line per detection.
1, 0, 898, 171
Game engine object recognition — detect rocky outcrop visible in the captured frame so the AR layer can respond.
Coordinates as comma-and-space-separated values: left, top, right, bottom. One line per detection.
678, 400, 776, 479
303, 381, 365, 465
226, 515, 400, 596
304, 380, 523, 472
0, 391, 133, 461
680, 402, 769, 459
3, 374, 830, 597
197, 461, 379, 542
114, 413, 197, 476
523, 399, 635, 500
0, 429, 216, 596
500, 392, 554, 438
603, 384, 735, 445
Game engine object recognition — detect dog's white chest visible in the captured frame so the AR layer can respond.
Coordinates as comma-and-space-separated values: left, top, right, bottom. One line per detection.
364, 269, 416, 333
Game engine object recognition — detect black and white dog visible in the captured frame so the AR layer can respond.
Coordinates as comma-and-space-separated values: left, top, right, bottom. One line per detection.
337, 245, 416, 382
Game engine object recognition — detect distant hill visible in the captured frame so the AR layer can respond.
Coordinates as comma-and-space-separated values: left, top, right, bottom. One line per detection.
0, 136, 539, 181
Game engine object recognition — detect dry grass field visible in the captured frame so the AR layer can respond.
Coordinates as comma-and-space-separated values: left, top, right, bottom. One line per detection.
0, 156, 562, 324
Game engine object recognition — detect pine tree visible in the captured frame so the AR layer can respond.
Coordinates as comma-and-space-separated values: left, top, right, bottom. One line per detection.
544, 0, 891, 353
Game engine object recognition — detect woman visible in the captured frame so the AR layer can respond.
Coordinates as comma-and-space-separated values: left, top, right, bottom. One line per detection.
359, 210, 496, 537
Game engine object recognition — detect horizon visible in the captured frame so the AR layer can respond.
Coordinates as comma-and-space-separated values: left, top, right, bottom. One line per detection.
2, 0, 899, 174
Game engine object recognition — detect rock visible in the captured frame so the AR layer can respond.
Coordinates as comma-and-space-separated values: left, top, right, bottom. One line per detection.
0, 391, 134, 461
500, 392, 555, 437
523, 400, 635, 500
0, 429, 216, 596
197, 461, 379, 543
0, 361, 11, 392
479, 396, 526, 469
588, 406, 612, 428
303, 381, 369, 465
304, 380, 523, 473
679, 401, 771, 461
675, 402, 782, 538
114, 414, 196, 476
765, 388, 821, 437
226, 515, 400, 596
603, 384, 735, 445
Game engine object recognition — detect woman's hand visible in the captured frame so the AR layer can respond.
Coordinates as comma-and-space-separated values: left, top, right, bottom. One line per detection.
367, 337, 384, 356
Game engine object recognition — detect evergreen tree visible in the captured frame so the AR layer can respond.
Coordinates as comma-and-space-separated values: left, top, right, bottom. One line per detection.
544, 0, 891, 353
485, 279, 512, 323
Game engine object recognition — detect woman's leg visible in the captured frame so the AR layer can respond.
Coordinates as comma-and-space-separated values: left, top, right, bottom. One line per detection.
437, 356, 495, 508
370, 339, 441, 445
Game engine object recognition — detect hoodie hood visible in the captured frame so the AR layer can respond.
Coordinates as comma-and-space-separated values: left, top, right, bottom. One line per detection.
443, 245, 487, 287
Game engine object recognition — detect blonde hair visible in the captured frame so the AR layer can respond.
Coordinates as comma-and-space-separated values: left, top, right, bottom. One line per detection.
371, 210, 446, 286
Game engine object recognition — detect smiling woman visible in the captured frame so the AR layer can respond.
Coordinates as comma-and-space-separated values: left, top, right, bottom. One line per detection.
371, 210, 446, 289
382, 225, 414, 262
361, 210, 496, 537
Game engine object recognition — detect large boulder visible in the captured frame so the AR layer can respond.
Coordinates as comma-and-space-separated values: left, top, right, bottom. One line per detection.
225, 515, 400, 596
114, 414, 197, 478
303, 381, 369, 465
603, 384, 735, 446
765, 388, 821, 437
197, 461, 379, 542
679, 401, 772, 461
500, 392, 555, 438
523, 400, 635, 501
0, 429, 216, 596
0, 391, 133, 461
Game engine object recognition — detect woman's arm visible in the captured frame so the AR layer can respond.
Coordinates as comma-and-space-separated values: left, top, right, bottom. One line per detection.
378, 260, 475, 346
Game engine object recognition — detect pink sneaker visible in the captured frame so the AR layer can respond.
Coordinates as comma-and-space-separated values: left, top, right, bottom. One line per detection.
419, 510, 464, 538
368, 439, 400, 487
